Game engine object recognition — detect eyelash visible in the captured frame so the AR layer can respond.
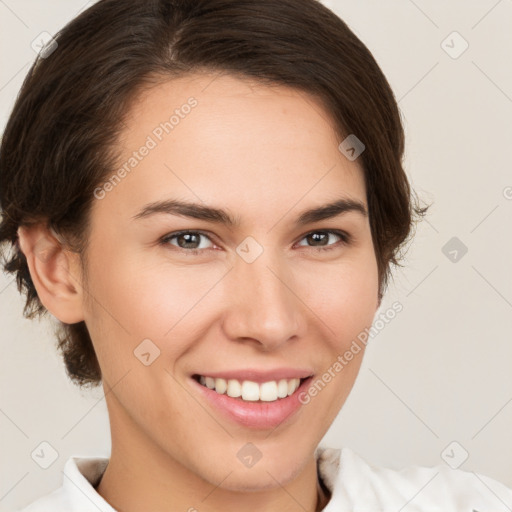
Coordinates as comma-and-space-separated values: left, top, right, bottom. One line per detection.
159, 229, 352, 255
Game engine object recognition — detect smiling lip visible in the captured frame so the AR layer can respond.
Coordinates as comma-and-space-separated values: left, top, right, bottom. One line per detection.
190, 368, 314, 429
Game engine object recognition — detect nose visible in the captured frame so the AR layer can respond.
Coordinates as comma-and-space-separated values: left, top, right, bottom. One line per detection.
221, 251, 306, 351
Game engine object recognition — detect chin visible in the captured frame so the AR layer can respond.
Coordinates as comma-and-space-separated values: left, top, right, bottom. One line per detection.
214, 465, 305, 493
197, 443, 310, 492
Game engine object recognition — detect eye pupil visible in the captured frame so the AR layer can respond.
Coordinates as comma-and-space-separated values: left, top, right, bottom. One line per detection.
179, 233, 200, 248
308, 232, 328, 246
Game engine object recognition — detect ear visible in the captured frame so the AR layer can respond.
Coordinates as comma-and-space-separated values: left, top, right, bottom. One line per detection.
17, 224, 85, 324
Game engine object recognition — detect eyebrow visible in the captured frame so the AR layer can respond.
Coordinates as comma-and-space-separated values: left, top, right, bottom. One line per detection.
131, 197, 368, 226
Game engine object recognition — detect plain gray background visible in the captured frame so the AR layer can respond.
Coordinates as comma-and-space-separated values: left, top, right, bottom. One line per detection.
1, 0, 511, 510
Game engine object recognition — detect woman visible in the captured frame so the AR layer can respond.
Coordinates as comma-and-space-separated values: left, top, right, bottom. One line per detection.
1, 0, 511, 510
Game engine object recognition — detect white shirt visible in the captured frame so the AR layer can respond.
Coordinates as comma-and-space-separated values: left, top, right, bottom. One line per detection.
16, 446, 512, 511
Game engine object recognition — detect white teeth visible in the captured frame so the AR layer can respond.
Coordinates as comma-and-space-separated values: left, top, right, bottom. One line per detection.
241, 381, 260, 401
197, 375, 304, 402
227, 379, 242, 398
215, 378, 227, 394
288, 378, 299, 395
277, 379, 289, 398
260, 381, 278, 401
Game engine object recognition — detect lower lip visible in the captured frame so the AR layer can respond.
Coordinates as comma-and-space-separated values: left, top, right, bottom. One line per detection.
191, 376, 313, 429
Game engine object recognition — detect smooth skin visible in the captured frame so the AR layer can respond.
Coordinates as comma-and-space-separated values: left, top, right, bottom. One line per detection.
17, 71, 380, 512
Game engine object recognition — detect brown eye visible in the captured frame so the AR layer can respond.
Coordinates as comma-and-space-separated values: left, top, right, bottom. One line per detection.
160, 231, 215, 252
296, 230, 350, 251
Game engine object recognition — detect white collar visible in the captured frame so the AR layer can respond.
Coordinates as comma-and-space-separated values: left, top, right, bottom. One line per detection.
19, 445, 512, 511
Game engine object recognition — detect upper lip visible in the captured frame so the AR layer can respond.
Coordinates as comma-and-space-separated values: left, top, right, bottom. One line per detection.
193, 368, 314, 384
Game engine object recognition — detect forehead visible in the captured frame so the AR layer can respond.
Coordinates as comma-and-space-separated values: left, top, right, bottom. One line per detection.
92, 72, 367, 224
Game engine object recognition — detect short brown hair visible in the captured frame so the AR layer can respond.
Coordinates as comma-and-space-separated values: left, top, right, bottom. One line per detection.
0, 0, 429, 389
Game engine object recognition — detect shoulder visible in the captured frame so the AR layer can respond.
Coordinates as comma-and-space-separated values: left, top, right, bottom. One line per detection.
15, 487, 69, 512
15, 455, 112, 512
317, 445, 512, 511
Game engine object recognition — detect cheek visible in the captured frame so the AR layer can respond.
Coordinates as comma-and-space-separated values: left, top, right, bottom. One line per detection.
302, 253, 379, 349
297, 258, 378, 424
82, 249, 225, 370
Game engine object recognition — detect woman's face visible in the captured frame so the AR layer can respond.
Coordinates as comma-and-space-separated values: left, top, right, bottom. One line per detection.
82, 72, 380, 490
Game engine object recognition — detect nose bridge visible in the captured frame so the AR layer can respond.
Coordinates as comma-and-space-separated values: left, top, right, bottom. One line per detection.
223, 246, 303, 347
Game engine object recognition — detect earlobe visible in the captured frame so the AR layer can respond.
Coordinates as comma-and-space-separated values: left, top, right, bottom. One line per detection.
17, 224, 85, 324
